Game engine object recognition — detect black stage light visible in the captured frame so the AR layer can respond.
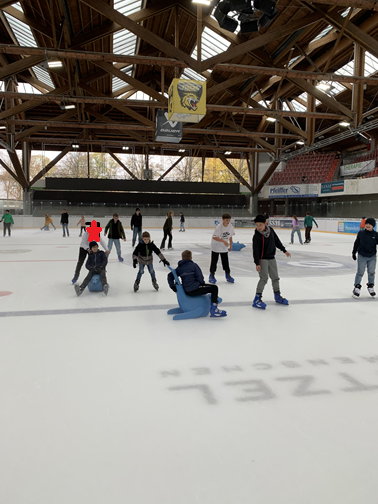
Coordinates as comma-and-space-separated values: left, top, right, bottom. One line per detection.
229, 0, 251, 10
254, 0, 277, 16
355, 133, 370, 145
238, 7, 254, 22
214, 2, 239, 32
240, 18, 259, 32
259, 13, 273, 27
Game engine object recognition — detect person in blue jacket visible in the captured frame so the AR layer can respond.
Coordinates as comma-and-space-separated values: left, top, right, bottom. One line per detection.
167, 249, 227, 318
74, 241, 109, 296
352, 217, 378, 298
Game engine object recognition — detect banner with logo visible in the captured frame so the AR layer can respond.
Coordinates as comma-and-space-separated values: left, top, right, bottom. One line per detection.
321, 181, 344, 194
268, 184, 318, 198
155, 110, 182, 143
338, 221, 361, 233
340, 160, 375, 177
168, 79, 206, 123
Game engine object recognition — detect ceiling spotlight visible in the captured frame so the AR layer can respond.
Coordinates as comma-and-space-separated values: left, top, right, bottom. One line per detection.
122, 146, 130, 150
240, 18, 259, 32
72, 144, 79, 148
296, 140, 304, 145
339, 121, 350, 127
192, 0, 211, 4
229, 0, 251, 9
266, 117, 277, 122
224, 151, 232, 155
355, 133, 370, 145
178, 149, 185, 152
254, 0, 277, 16
63, 104, 75, 110
0, 125, 6, 130
48, 60, 62, 68
214, 1, 239, 33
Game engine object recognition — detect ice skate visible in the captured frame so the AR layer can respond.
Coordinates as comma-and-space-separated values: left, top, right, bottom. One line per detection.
252, 294, 266, 310
209, 273, 217, 284
134, 280, 140, 292
225, 273, 235, 283
118, 255, 124, 262
274, 291, 289, 305
103, 284, 109, 296
74, 284, 83, 297
367, 283, 376, 297
152, 278, 159, 291
210, 303, 227, 318
352, 284, 361, 298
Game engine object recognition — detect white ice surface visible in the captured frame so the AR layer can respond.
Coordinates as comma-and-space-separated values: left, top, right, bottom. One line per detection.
1, 227, 377, 504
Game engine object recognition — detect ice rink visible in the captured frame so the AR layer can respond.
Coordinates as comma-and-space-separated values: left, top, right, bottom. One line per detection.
1, 225, 377, 504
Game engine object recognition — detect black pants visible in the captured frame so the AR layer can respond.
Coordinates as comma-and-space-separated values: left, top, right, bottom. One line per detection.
210, 251, 230, 275
305, 226, 312, 242
74, 247, 88, 279
3, 222, 11, 236
79, 226, 86, 236
186, 284, 219, 304
81, 268, 107, 289
160, 229, 172, 249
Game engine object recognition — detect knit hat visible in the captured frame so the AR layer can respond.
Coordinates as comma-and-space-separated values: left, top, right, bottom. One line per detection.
365, 218, 376, 227
89, 240, 99, 249
254, 214, 267, 223
136, 207, 140, 211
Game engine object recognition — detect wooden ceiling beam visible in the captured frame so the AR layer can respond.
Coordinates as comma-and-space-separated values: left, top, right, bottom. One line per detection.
2, 5, 54, 40
0, 54, 45, 80
217, 153, 253, 192
84, 106, 146, 142
78, 0, 197, 68
311, 0, 378, 10
28, 146, 74, 188
15, 109, 77, 141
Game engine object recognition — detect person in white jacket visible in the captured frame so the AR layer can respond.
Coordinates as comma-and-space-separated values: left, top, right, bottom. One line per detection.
71, 222, 109, 284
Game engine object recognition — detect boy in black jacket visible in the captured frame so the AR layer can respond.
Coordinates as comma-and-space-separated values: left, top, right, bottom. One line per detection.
74, 241, 109, 296
130, 208, 143, 246
133, 231, 169, 292
252, 214, 291, 309
352, 217, 378, 298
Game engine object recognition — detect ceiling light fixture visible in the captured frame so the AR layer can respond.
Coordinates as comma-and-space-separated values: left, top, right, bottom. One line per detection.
0, 125, 6, 129
224, 151, 232, 155
192, 0, 211, 4
122, 146, 130, 150
178, 149, 185, 152
266, 117, 277, 122
214, 0, 276, 33
339, 121, 350, 127
64, 104, 76, 110
296, 140, 304, 145
72, 144, 79, 148
48, 60, 62, 68
316, 83, 331, 91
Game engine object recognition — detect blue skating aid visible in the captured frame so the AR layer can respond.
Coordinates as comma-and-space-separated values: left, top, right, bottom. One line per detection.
167, 266, 222, 320
88, 274, 105, 292
230, 242, 245, 251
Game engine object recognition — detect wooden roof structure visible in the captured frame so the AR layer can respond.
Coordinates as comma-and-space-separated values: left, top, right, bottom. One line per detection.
1, 0, 378, 191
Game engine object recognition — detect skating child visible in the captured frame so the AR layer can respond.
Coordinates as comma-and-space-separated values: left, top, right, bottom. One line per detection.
130, 208, 143, 246
160, 211, 174, 250
168, 250, 227, 318
72, 222, 109, 284
352, 217, 378, 298
252, 214, 291, 309
1, 210, 14, 237
209, 212, 235, 284
41, 214, 56, 231
77, 216, 86, 236
304, 212, 318, 243
74, 241, 109, 296
179, 212, 185, 232
133, 231, 169, 292
104, 213, 126, 261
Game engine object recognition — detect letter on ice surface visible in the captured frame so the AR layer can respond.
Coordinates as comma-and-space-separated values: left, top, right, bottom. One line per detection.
168, 384, 218, 405
276, 375, 331, 397
225, 379, 276, 402
339, 373, 378, 392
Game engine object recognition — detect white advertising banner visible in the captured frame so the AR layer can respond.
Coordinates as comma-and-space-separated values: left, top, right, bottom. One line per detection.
340, 159, 375, 176
268, 183, 319, 198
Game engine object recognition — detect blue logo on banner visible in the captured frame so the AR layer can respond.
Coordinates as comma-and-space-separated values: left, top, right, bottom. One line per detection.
290, 186, 300, 194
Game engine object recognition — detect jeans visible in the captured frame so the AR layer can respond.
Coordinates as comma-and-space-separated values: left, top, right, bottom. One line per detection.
291, 226, 303, 244
186, 284, 218, 304
132, 227, 142, 246
108, 238, 122, 256
79, 226, 86, 236
354, 254, 376, 286
180, 222, 185, 231
136, 263, 155, 281
74, 247, 89, 279
62, 223, 69, 236
210, 251, 230, 275
256, 258, 280, 294
3, 222, 11, 236
305, 227, 312, 242
161, 229, 172, 249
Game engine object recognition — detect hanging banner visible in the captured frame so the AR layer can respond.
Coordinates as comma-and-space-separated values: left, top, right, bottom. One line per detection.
155, 110, 183, 143
268, 184, 318, 198
168, 79, 206, 123
340, 160, 375, 176
321, 181, 345, 194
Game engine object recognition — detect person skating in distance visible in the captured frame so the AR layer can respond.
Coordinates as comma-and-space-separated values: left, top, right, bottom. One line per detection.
352, 218, 378, 298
